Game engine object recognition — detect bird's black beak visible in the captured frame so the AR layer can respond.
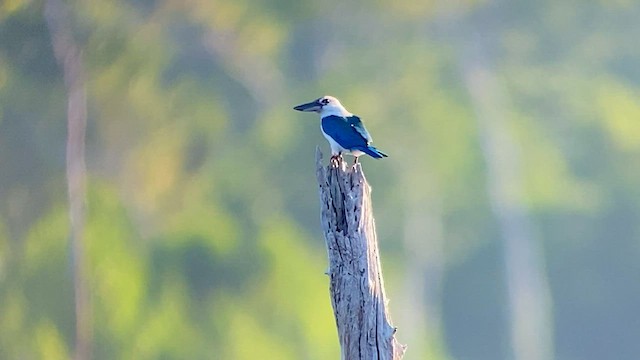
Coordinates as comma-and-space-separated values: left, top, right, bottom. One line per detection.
293, 99, 322, 112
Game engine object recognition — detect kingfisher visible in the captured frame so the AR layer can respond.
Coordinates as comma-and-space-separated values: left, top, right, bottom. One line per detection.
293, 95, 388, 164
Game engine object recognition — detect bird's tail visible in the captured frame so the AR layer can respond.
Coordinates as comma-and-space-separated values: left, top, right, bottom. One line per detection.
361, 146, 388, 159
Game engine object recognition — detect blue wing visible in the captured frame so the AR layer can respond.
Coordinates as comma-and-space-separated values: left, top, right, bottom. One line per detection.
321, 115, 370, 149
346, 115, 373, 144
321, 115, 388, 159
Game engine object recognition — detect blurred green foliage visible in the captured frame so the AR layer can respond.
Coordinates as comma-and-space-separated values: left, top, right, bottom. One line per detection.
2, 0, 640, 359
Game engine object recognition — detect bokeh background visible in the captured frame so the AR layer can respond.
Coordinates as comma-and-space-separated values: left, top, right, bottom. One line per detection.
2, 0, 640, 359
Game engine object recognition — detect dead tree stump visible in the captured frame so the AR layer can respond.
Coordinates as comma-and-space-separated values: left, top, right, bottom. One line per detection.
315, 148, 406, 360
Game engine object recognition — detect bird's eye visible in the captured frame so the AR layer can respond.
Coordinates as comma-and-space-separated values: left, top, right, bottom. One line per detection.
321, 99, 329, 105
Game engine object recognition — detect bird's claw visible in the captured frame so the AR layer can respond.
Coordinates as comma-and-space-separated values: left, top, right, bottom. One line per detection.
330, 155, 343, 168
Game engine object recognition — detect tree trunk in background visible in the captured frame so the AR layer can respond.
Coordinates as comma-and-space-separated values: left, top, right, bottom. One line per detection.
460, 40, 554, 360
44, 1, 91, 359
315, 149, 406, 360
398, 171, 446, 359
401, 202, 445, 358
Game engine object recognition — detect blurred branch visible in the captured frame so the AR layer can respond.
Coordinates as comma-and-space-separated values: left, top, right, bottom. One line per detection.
44, 1, 91, 359
400, 193, 444, 358
460, 35, 554, 360
315, 148, 406, 360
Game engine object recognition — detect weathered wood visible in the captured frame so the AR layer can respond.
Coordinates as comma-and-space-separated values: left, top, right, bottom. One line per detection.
315, 148, 406, 360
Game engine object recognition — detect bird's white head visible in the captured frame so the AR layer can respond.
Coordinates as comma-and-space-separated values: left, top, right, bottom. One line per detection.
293, 95, 351, 117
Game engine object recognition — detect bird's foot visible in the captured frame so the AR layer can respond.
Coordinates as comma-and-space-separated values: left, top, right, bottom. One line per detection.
330, 154, 343, 168
353, 157, 360, 166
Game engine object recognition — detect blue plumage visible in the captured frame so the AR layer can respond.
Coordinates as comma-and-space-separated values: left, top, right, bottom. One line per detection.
346, 116, 373, 143
293, 95, 388, 162
322, 115, 388, 159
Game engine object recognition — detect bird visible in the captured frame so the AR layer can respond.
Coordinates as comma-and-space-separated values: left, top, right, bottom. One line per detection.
293, 95, 388, 165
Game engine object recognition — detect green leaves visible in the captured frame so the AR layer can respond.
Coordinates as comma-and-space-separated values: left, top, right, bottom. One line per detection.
3, 0, 640, 359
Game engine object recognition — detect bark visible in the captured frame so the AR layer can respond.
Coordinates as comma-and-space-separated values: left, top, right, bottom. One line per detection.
44, 1, 91, 359
315, 149, 406, 360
